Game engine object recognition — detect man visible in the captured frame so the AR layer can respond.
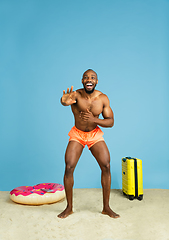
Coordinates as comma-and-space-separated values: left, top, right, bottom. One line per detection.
58, 69, 120, 219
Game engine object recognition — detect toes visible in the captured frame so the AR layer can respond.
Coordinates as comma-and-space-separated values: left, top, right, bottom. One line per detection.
102, 210, 120, 218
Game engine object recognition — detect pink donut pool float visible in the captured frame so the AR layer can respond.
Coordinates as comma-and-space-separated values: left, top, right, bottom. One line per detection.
10, 183, 65, 205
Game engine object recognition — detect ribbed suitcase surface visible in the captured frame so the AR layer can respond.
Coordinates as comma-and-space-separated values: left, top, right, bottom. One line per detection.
122, 157, 143, 200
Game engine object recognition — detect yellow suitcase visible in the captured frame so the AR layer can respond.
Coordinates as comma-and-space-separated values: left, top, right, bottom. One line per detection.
122, 157, 143, 200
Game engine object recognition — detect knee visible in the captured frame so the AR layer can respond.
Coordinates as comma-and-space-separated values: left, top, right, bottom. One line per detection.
101, 162, 110, 173
65, 164, 75, 176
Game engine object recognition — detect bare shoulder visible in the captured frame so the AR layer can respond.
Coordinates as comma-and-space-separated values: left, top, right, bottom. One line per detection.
76, 88, 83, 96
98, 92, 110, 106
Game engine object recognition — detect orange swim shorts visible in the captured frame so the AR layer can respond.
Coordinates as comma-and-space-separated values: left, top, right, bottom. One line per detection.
68, 126, 104, 149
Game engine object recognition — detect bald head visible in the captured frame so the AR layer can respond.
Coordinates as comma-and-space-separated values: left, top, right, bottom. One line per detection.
82, 69, 98, 80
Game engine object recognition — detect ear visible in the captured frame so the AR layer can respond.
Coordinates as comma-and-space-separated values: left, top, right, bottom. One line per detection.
96, 79, 98, 84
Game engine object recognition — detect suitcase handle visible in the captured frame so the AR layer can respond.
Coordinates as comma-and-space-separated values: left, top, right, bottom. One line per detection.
125, 157, 137, 160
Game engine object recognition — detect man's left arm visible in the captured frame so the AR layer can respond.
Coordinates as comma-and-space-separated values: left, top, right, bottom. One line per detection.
93, 95, 114, 128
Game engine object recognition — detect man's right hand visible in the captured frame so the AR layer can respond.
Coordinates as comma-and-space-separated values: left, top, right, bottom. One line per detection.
61, 86, 77, 106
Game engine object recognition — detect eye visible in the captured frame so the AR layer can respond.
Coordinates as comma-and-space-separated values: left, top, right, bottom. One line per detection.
91, 77, 95, 79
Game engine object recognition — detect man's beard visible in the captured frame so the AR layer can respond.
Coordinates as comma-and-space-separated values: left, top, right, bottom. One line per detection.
84, 85, 96, 94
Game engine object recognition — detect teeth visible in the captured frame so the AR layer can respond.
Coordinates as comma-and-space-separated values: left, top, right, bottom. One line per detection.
86, 83, 92, 86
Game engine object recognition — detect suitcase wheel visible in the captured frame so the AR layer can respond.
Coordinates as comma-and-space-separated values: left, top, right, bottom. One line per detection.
137, 195, 143, 201
129, 195, 135, 201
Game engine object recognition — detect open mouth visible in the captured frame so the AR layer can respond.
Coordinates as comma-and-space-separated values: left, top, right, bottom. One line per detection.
85, 83, 93, 89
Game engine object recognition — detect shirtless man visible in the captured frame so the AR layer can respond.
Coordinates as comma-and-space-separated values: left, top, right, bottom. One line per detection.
58, 69, 120, 219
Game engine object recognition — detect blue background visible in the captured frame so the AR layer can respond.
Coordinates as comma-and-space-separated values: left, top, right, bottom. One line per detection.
0, 0, 169, 191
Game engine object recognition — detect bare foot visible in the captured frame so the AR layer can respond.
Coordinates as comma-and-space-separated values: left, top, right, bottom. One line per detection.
57, 207, 73, 219
102, 207, 120, 218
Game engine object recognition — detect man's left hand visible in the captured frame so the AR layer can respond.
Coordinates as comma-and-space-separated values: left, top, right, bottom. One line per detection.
79, 109, 95, 123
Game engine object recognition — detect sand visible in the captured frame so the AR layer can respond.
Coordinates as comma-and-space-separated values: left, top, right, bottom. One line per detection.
0, 189, 169, 240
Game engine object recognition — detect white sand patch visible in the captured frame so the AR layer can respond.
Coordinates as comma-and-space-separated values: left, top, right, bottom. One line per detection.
0, 189, 169, 240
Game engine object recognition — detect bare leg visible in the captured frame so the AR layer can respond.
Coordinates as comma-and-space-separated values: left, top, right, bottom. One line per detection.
90, 141, 120, 218
58, 141, 83, 218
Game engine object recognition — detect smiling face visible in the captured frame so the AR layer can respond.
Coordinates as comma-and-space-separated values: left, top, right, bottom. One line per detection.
82, 69, 98, 94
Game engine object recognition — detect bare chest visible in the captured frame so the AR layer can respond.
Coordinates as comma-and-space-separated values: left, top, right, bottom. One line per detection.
75, 97, 103, 116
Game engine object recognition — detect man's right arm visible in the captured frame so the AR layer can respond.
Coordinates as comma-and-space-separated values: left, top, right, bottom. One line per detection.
61, 86, 77, 106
